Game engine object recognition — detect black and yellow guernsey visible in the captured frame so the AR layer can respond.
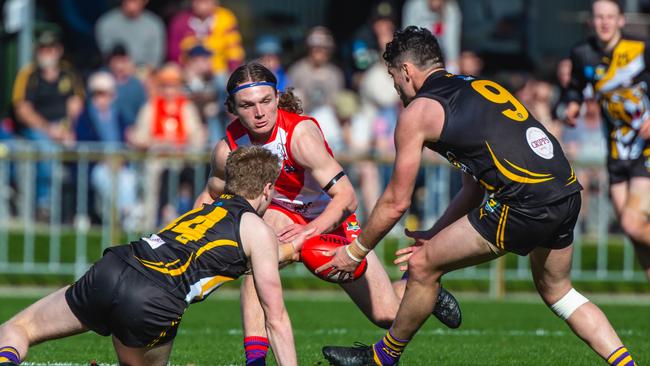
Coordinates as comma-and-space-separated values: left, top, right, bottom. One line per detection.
107, 194, 255, 304
419, 71, 582, 208
565, 35, 650, 163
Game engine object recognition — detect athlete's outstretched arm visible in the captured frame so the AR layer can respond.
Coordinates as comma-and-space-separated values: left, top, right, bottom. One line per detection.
357, 100, 430, 250
193, 140, 230, 208
279, 120, 358, 246
315, 98, 444, 275
240, 213, 297, 366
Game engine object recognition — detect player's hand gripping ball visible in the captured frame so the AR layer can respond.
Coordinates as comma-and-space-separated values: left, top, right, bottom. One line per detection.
300, 234, 368, 283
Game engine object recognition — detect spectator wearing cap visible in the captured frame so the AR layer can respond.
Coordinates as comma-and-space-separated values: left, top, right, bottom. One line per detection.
106, 45, 147, 125
255, 35, 290, 92
183, 45, 226, 144
75, 72, 129, 145
288, 26, 344, 114
11, 30, 84, 215
168, 0, 244, 76
402, 0, 462, 73
75, 71, 139, 229
95, 0, 166, 68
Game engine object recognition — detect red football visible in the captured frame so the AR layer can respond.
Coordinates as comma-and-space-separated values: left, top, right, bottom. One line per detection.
300, 234, 368, 283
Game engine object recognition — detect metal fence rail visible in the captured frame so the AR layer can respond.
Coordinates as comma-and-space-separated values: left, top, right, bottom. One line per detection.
0, 142, 645, 288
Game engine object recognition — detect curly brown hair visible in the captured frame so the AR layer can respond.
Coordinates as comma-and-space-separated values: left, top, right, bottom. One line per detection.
225, 63, 303, 115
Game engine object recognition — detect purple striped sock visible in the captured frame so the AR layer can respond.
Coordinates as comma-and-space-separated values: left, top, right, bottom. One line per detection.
0, 346, 20, 364
607, 346, 636, 366
372, 329, 409, 366
244, 336, 269, 366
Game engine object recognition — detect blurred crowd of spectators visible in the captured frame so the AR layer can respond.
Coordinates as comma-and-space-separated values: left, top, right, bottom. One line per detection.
0, 0, 607, 232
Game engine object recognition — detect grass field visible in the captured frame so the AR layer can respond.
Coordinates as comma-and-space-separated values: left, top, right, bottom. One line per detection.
1, 291, 648, 365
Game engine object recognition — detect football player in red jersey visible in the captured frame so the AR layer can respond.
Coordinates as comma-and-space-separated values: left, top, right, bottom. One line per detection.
194, 63, 462, 366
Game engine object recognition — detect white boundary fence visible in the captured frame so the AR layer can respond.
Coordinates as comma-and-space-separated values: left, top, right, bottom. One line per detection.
0, 143, 645, 289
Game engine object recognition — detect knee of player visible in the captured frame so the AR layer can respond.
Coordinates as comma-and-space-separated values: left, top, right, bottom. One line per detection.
369, 312, 395, 329
407, 254, 440, 284
534, 279, 570, 305
547, 288, 590, 321
620, 209, 645, 241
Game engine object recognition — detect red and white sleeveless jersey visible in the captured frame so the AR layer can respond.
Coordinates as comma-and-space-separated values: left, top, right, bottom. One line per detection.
225, 109, 333, 220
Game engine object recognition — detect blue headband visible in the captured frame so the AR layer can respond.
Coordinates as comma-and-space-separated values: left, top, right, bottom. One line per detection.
228, 81, 277, 95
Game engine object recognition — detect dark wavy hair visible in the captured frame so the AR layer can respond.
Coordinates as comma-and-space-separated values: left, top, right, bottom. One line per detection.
226, 62, 303, 115
382, 26, 445, 70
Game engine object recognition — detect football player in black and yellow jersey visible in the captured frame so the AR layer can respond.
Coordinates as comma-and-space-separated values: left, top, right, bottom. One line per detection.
564, 0, 650, 284
0, 147, 299, 366
321, 27, 637, 366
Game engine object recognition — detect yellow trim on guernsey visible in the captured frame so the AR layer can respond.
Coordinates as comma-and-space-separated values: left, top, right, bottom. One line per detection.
595, 40, 645, 91
137, 253, 194, 276
195, 275, 235, 300
565, 167, 577, 186
485, 142, 554, 184
196, 239, 238, 258
496, 205, 509, 249
504, 159, 552, 178
136, 240, 238, 277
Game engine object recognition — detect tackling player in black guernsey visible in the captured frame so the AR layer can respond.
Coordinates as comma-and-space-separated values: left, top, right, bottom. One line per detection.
0, 146, 299, 366
321, 26, 637, 366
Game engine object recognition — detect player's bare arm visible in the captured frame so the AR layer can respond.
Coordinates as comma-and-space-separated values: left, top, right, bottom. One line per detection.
316, 97, 444, 275
277, 120, 358, 246
193, 140, 231, 208
240, 212, 297, 366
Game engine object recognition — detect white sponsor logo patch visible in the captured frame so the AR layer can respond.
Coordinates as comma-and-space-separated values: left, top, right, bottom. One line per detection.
143, 234, 166, 249
526, 127, 554, 159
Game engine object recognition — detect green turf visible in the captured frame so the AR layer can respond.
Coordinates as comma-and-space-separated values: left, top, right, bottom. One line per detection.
1, 294, 648, 365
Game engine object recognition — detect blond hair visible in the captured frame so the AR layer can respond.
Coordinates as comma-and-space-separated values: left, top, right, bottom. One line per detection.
224, 146, 281, 199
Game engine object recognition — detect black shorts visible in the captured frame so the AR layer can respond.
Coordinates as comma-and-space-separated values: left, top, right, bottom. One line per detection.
65, 251, 187, 348
607, 154, 650, 184
467, 193, 581, 256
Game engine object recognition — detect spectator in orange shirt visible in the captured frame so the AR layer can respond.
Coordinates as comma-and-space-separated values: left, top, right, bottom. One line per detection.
128, 64, 205, 229
128, 64, 204, 149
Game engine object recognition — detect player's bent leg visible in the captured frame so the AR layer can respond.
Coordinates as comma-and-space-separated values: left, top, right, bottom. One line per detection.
619, 178, 650, 245
324, 216, 499, 366
391, 216, 500, 339
339, 251, 400, 329
112, 335, 173, 366
392, 275, 462, 329
239, 207, 295, 365
530, 245, 636, 364
240, 274, 271, 365
0, 286, 87, 364
609, 179, 650, 280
